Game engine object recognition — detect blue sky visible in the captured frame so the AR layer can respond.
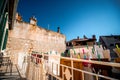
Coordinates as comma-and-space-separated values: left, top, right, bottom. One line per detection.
17, 0, 120, 41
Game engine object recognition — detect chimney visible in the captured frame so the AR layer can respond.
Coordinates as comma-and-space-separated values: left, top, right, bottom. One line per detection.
77, 36, 80, 39
83, 35, 87, 39
30, 16, 37, 25
57, 27, 60, 33
16, 13, 22, 21
92, 35, 96, 39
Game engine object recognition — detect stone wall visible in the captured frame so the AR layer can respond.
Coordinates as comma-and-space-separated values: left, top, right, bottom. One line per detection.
6, 20, 66, 64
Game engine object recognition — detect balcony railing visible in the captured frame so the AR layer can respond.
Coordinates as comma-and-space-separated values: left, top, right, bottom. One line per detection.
18, 53, 120, 80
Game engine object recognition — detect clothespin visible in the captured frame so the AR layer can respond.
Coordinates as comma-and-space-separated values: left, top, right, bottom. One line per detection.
98, 42, 100, 48
98, 54, 100, 61
116, 44, 120, 53
84, 55, 86, 59
61, 53, 64, 56
72, 48, 76, 55
116, 44, 119, 49
86, 45, 89, 49
92, 48, 94, 54
97, 50, 100, 61
77, 55, 80, 59
93, 45, 94, 49
82, 49, 85, 54
68, 50, 70, 55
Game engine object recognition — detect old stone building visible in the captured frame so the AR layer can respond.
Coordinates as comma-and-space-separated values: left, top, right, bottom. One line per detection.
66, 35, 96, 49
65, 35, 111, 60
6, 13, 66, 64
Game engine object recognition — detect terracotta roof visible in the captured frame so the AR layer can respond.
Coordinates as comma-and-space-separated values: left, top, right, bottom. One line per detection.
68, 38, 96, 43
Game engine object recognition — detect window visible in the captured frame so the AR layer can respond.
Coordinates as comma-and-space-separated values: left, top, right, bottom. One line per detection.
110, 44, 114, 47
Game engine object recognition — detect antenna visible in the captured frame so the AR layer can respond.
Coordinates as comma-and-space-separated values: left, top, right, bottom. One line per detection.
48, 24, 49, 30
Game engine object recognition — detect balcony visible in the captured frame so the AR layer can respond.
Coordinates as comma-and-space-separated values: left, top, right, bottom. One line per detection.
0, 52, 120, 80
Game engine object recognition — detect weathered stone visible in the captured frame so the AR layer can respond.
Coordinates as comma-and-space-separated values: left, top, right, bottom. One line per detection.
6, 17, 66, 64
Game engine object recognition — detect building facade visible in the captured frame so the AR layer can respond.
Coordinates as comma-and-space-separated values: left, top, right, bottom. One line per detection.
66, 35, 96, 49
65, 35, 111, 61
99, 35, 120, 59
6, 13, 66, 64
